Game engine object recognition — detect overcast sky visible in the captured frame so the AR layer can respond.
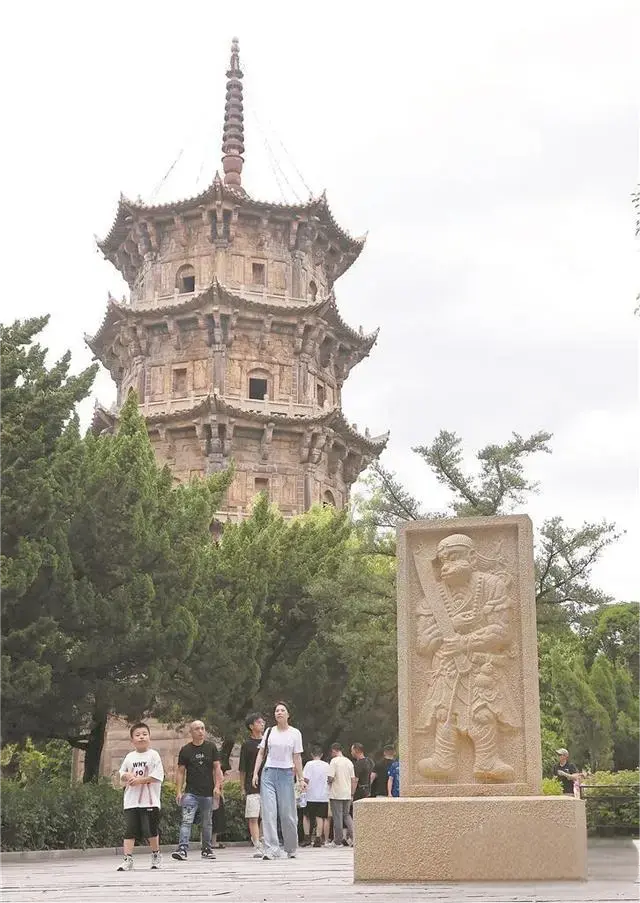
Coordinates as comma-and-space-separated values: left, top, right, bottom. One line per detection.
2, 0, 637, 600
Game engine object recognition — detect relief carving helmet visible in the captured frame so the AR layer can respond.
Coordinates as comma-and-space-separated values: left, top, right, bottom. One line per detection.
435, 533, 477, 581
436, 534, 475, 555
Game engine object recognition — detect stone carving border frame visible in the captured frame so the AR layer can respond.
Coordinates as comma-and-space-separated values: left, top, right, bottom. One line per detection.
397, 514, 542, 797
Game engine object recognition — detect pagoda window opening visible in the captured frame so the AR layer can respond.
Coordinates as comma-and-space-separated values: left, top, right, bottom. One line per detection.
210, 211, 218, 241
255, 477, 270, 498
309, 280, 318, 302
323, 490, 336, 508
317, 383, 325, 407
222, 209, 232, 240
249, 377, 268, 400
176, 264, 195, 294
252, 262, 266, 286
172, 368, 188, 396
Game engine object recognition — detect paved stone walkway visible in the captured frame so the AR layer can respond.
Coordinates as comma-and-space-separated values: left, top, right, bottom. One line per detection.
1, 839, 637, 903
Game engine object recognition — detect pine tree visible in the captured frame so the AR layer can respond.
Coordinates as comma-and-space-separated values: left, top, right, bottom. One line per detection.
1, 317, 97, 742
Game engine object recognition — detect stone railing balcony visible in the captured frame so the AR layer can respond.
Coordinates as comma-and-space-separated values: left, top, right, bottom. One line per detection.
140, 392, 317, 419
133, 283, 321, 310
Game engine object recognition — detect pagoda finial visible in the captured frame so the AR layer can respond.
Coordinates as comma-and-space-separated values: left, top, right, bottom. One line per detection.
221, 37, 245, 188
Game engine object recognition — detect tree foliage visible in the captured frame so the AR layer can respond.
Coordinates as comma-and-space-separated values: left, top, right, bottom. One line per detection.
159, 497, 397, 761
2, 317, 97, 743
353, 428, 636, 771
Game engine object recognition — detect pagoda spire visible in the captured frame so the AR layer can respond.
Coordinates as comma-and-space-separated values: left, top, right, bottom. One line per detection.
221, 37, 245, 188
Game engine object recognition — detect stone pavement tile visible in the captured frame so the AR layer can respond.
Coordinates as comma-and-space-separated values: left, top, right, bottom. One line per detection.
1, 840, 637, 903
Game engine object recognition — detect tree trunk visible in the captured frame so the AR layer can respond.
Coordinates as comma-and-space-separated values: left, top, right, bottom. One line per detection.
82, 714, 108, 783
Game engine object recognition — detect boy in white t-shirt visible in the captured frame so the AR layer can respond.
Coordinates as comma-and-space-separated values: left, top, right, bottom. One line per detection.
117, 722, 165, 871
302, 746, 330, 847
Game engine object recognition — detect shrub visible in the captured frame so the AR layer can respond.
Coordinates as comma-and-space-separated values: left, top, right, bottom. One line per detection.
581, 769, 639, 836
542, 777, 563, 795
0, 778, 248, 851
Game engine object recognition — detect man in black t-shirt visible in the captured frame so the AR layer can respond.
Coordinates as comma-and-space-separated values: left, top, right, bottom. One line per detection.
350, 743, 374, 801
552, 747, 581, 796
370, 745, 396, 797
238, 712, 266, 855
171, 720, 222, 861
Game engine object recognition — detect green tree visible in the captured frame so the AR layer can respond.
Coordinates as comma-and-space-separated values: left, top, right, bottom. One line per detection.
583, 602, 639, 683
60, 393, 231, 779
550, 648, 613, 771
161, 497, 398, 763
1, 317, 97, 742
355, 431, 620, 627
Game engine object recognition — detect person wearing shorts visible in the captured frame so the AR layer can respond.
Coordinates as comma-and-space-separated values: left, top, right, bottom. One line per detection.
117, 722, 164, 871
238, 712, 265, 855
302, 746, 330, 847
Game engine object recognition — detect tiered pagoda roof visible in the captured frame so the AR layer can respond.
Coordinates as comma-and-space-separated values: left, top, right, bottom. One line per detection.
85, 279, 378, 364
92, 394, 389, 455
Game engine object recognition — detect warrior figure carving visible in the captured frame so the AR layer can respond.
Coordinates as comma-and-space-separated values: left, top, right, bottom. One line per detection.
414, 533, 518, 782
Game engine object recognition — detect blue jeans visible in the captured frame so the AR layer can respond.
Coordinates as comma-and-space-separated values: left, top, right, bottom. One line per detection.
260, 767, 297, 857
178, 793, 213, 850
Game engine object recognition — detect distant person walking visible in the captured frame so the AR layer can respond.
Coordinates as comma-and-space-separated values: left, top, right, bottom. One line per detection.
371, 745, 396, 797
328, 743, 356, 846
172, 720, 222, 861
252, 702, 306, 860
351, 743, 374, 801
387, 751, 400, 798
117, 722, 164, 872
239, 713, 266, 855
302, 746, 331, 847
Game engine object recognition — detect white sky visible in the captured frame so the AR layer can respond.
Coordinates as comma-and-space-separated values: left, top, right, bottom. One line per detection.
2, 0, 638, 600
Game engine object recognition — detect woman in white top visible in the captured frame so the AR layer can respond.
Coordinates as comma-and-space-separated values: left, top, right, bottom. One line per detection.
252, 701, 306, 860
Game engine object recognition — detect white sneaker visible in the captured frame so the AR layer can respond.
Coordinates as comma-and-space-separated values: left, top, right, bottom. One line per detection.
117, 855, 134, 871
151, 851, 162, 869
252, 844, 264, 858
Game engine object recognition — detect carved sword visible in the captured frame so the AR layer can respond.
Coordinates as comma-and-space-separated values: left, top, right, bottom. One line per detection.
413, 548, 471, 675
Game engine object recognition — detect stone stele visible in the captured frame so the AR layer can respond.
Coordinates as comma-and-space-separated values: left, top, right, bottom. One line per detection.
354, 515, 587, 882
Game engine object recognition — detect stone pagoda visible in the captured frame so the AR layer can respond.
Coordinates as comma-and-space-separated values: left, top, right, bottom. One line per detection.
87, 38, 387, 523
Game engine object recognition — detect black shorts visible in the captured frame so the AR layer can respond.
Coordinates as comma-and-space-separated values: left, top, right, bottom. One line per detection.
306, 801, 329, 819
124, 807, 160, 840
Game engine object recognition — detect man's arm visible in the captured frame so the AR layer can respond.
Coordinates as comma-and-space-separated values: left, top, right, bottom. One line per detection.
214, 760, 223, 796
351, 775, 358, 795
252, 748, 264, 788
175, 764, 186, 802
387, 775, 393, 795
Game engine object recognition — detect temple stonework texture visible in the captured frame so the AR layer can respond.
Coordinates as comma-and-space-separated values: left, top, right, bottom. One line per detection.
354, 515, 588, 883
87, 38, 387, 526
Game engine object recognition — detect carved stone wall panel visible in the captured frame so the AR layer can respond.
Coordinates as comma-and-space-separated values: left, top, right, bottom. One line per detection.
227, 470, 247, 505
271, 260, 286, 292
193, 359, 210, 393
397, 515, 542, 798
231, 254, 245, 284
150, 365, 166, 398
280, 474, 297, 508
278, 364, 292, 399
226, 358, 242, 394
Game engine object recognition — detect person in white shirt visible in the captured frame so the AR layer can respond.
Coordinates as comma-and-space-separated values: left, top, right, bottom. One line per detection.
117, 722, 165, 871
327, 743, 356, 846
302, 746, 331, 847
252, 701, 307, 860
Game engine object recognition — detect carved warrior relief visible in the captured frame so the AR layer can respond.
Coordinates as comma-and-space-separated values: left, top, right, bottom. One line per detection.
412, 532, 520, 784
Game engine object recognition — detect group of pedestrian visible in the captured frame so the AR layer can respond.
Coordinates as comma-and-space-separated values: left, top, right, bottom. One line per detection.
116, 704, 400, 871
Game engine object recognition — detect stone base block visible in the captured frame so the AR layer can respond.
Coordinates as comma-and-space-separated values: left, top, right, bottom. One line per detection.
353, 796, 587, 882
